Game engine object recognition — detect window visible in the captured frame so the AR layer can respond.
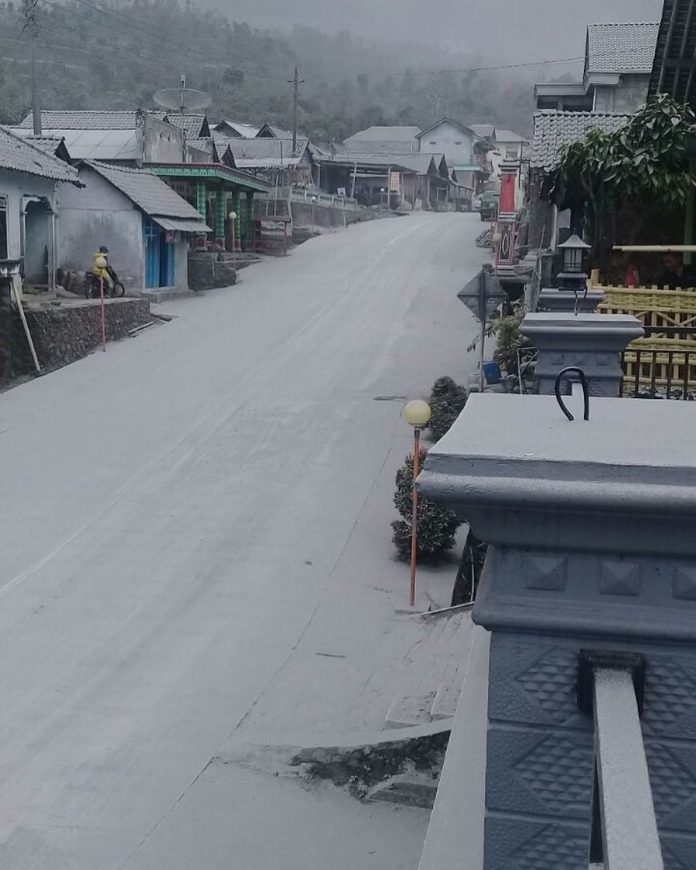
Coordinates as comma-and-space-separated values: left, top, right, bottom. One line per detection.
0, 196, 7, 260
454, 140, 462, 145
429, 140, 436, 145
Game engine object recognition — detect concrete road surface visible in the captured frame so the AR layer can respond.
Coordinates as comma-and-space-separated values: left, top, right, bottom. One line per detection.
0, 212, 484, 868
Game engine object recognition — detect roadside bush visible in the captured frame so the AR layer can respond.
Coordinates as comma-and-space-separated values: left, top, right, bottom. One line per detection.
427, 376, 468, 442
391, 449, 461, 561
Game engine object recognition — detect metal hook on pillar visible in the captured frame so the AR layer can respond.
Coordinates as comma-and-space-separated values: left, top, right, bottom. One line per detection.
555, 366, 590, 422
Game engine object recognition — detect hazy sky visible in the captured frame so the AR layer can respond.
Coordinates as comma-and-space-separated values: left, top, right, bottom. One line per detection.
222, 0, 663, 63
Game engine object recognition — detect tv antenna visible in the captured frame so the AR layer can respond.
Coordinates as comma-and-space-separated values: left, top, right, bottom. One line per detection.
153, 75, 211, 115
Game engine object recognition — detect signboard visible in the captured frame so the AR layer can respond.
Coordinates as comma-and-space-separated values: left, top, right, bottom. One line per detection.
389, 171, 401, 193
337, 187, 347, 198
457, 267, 507, 321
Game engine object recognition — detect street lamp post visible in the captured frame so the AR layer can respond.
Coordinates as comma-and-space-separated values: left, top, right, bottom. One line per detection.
403, 399, 432, 607
228, 210, 238, 273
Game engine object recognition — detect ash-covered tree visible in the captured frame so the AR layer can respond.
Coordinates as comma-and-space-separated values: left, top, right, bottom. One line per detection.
391, 449, 460, 562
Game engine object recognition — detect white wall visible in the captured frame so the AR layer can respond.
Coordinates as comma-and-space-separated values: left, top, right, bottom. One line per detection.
58, 167, 145, 289
419, 122, 474, 166
0, 168, 56, 264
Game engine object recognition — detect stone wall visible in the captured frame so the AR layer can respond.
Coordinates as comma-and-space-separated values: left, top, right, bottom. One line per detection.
187, 252, 237, 291
8, 298, 151, 379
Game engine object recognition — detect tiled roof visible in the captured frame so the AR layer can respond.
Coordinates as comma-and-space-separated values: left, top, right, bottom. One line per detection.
17, 110, 168, 130
0, 127, 78, 182
531, 110, 632, 172
166, 113, 208, 137
586, 22, 660, 74
18, 135, 64, 155
256, 123, 298, 140
86, 161, 205, 220
215, 120, 260, 138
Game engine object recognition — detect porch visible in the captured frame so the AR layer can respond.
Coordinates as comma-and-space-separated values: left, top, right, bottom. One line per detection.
147, 164, 271, 253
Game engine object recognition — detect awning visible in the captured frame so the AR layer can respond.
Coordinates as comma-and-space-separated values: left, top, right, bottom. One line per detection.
152, 216, 212, 233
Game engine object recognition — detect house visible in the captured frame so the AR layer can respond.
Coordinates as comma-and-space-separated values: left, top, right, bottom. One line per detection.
535, 22, 659, 113
13, 110, 185, 164
528, 110, 632, 249
416, 119, 489, 196
58, 161, 210, 293
0, 126, 80, 289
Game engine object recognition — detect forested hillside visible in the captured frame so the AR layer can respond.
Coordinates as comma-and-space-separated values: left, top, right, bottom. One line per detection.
0, 0, 536, 140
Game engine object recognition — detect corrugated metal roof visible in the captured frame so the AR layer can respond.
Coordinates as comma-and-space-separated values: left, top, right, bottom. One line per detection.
586, 22, 660, 74
11, 126, 139, 160
17, 110, 168, 130
0, 127, 78, 183
152, 216, 212, 232
470, 124, 496, 139
86, 161, 206, 222
345, 126, 421, 142
216, 135, 310, 165
495, 128, 528, 144
531, 110, 632, 172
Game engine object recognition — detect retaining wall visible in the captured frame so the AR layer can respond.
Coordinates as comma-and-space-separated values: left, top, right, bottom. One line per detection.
8, 298, 151, 378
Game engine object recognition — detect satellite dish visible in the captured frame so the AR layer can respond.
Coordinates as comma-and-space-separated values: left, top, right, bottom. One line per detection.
153, 75, 211, 113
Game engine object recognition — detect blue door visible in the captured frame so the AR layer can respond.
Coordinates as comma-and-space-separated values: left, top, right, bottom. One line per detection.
144, 218, 176, 288
144, 218, 160, 288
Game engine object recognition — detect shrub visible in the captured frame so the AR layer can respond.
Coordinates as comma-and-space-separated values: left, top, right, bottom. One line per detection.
427, 376, 468, 441
391, 448, 461, 561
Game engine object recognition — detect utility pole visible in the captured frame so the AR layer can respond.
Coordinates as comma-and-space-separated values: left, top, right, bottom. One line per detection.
287, 66, 304, 157
23, 0, 41, 135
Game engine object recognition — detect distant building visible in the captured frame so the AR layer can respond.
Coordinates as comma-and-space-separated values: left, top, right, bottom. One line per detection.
534, 22, 659, 113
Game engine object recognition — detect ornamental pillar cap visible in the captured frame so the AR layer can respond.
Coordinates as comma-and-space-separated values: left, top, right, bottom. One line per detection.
419, 392, 696, 558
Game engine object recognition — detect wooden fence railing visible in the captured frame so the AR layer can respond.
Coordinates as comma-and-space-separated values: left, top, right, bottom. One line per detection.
595, 284, 696, 395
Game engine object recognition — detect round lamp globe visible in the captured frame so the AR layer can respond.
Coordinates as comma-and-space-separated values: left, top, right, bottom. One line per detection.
403, 399, 431, 428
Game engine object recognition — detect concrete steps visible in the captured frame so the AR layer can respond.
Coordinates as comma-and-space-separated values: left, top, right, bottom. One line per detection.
383, 608, 473, 730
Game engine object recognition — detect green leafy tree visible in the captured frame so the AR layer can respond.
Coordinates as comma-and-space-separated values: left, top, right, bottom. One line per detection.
391, 449, 460, 562
549, 95, 696, 256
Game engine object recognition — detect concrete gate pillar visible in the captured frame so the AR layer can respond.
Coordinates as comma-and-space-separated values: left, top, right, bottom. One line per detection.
520, 312, 643, 397
419, 393, 696, 870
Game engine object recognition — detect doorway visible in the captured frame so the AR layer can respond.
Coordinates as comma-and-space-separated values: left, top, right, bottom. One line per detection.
144, 218, 175, 288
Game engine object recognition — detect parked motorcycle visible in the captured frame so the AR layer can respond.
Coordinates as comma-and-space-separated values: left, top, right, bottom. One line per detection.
84, 268, 125, 299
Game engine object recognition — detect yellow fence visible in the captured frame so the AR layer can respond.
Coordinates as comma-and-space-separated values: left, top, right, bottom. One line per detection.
594, 284, 696, 394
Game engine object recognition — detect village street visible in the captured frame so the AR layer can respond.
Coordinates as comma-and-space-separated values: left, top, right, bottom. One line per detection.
0, 212, 483, 869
